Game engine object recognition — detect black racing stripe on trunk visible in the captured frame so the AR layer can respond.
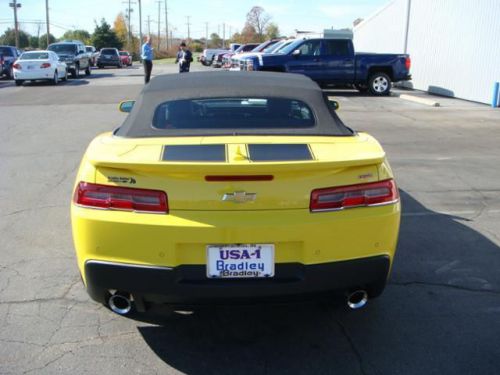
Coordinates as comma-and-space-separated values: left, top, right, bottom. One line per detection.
162, 145, 226, 162
248, 144, 313, 162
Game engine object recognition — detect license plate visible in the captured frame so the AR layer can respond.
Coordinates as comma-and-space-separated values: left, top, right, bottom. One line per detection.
207, 244, 274, 278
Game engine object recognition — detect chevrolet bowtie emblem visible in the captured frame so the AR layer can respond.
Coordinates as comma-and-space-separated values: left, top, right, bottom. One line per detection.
222, 191, 257, 203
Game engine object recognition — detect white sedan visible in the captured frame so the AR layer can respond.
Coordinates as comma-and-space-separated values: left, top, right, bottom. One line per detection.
13, 50, 67, 86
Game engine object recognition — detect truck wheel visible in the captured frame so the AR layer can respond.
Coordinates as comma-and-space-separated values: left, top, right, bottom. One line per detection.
15, 80, 24, 86
72, 65, 79, 79
368, 72, 391, 95
85, 64, 91, 76
354, 83, 369, 93
7, 66, 14, 80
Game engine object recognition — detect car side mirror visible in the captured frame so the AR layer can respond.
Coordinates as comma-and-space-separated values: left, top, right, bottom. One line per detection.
119, 100, 135, 113
328, 98, 340, 111
292, 49, 301, 57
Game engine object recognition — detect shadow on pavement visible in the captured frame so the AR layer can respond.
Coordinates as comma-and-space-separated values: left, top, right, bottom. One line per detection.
322, 88, 399, 98
129, 190, 500, 374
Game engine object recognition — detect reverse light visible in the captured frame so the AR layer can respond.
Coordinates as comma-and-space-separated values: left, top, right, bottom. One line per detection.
310, 179, 399, 212
40, 63, 51, 68
74, 182, 168, 214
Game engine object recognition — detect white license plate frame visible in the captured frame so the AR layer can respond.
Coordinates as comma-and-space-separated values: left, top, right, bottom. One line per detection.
206, 244, 275, 279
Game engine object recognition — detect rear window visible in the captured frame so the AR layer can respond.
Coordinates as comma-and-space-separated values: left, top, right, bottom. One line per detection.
101, 49, 117, 55
48, 44, 77, 54
0, 47, 14, 57
243, 44, 258, 52
20, 52, 49, 60
152, 97, 315, 130
119, 52, 128, 56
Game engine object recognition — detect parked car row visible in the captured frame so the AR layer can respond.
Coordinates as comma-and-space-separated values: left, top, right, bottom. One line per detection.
1, 40, 135, 86
202, 37, 412, 95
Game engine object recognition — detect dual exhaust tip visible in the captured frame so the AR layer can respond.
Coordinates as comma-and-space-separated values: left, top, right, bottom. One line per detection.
107, 289, 368, 315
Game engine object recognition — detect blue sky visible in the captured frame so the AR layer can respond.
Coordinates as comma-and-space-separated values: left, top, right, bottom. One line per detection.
1, 0, 388, 39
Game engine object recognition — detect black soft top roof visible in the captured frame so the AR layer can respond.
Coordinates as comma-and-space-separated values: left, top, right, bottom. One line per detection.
116, 71, 353, 138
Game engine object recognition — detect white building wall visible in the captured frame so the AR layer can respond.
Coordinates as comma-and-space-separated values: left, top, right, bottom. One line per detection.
353, 0, 500, 104
353, 0, 408, 53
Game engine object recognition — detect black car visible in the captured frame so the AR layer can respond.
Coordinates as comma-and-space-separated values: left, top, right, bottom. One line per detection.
48, 40, 91, 78
0, 45, 22, 79
97, 48, 122, 68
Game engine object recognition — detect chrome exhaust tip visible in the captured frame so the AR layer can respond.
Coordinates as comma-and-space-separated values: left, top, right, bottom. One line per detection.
347, 290, 368, 310
108, 292, 132, 315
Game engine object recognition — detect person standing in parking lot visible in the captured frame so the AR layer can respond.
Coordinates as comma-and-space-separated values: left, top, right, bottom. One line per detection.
176, 42, 192, 73
141, 35, 154, 83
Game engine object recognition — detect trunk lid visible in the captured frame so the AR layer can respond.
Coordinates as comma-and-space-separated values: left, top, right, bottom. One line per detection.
88, 133, 385, 211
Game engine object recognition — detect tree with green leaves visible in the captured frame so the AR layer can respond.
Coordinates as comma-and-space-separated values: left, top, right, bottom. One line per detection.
265, 23, 280, 40
91, 19, 123, 50
62, 29, 91, 44
38, 33, 57, 49
28, 36, 39, 49
209, 33, 222, 48
0, 28, 30, 48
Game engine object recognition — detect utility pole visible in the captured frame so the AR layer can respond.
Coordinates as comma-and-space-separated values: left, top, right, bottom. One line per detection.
186, 16, 191, 41
45, 0, 50, 47
127, 0, 131, 46
36, 21, 42, 46
146, 15, 151, 35
122, 0, 136, 49
164, 0, 169, 49
222, 23, 227, 48
205, 22, 208, 49
9, 0, 22, 48
138, 0, 143, 57
156, 1, 161, 50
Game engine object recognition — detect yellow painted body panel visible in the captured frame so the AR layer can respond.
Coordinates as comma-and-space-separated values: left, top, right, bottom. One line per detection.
71, 132, 401, 285
72, 204, 400, 283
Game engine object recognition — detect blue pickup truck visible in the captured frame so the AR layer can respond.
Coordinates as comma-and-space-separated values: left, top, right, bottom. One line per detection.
0, 45, 22, 79
242, 38, 411, 95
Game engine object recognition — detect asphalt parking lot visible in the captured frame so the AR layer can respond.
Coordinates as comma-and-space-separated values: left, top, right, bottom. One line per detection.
1, 64, 500, 374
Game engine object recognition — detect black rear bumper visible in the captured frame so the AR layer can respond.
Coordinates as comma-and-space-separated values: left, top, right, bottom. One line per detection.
84, 256, 390, 307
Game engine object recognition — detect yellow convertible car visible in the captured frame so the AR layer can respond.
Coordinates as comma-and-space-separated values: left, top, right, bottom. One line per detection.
71, 72, 400, 315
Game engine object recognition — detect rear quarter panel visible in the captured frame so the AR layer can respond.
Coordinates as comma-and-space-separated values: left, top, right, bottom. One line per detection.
354, 53, 410, 82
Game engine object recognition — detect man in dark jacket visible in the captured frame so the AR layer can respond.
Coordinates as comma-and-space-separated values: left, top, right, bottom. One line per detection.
175, 42, 192, 73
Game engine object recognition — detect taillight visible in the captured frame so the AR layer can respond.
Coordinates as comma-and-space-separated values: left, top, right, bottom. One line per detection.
73, 182, 168, 214
405, 57, 411, 71
40, 63, 51, 69
13, 63, 21, 70
310, 179, 399, 212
